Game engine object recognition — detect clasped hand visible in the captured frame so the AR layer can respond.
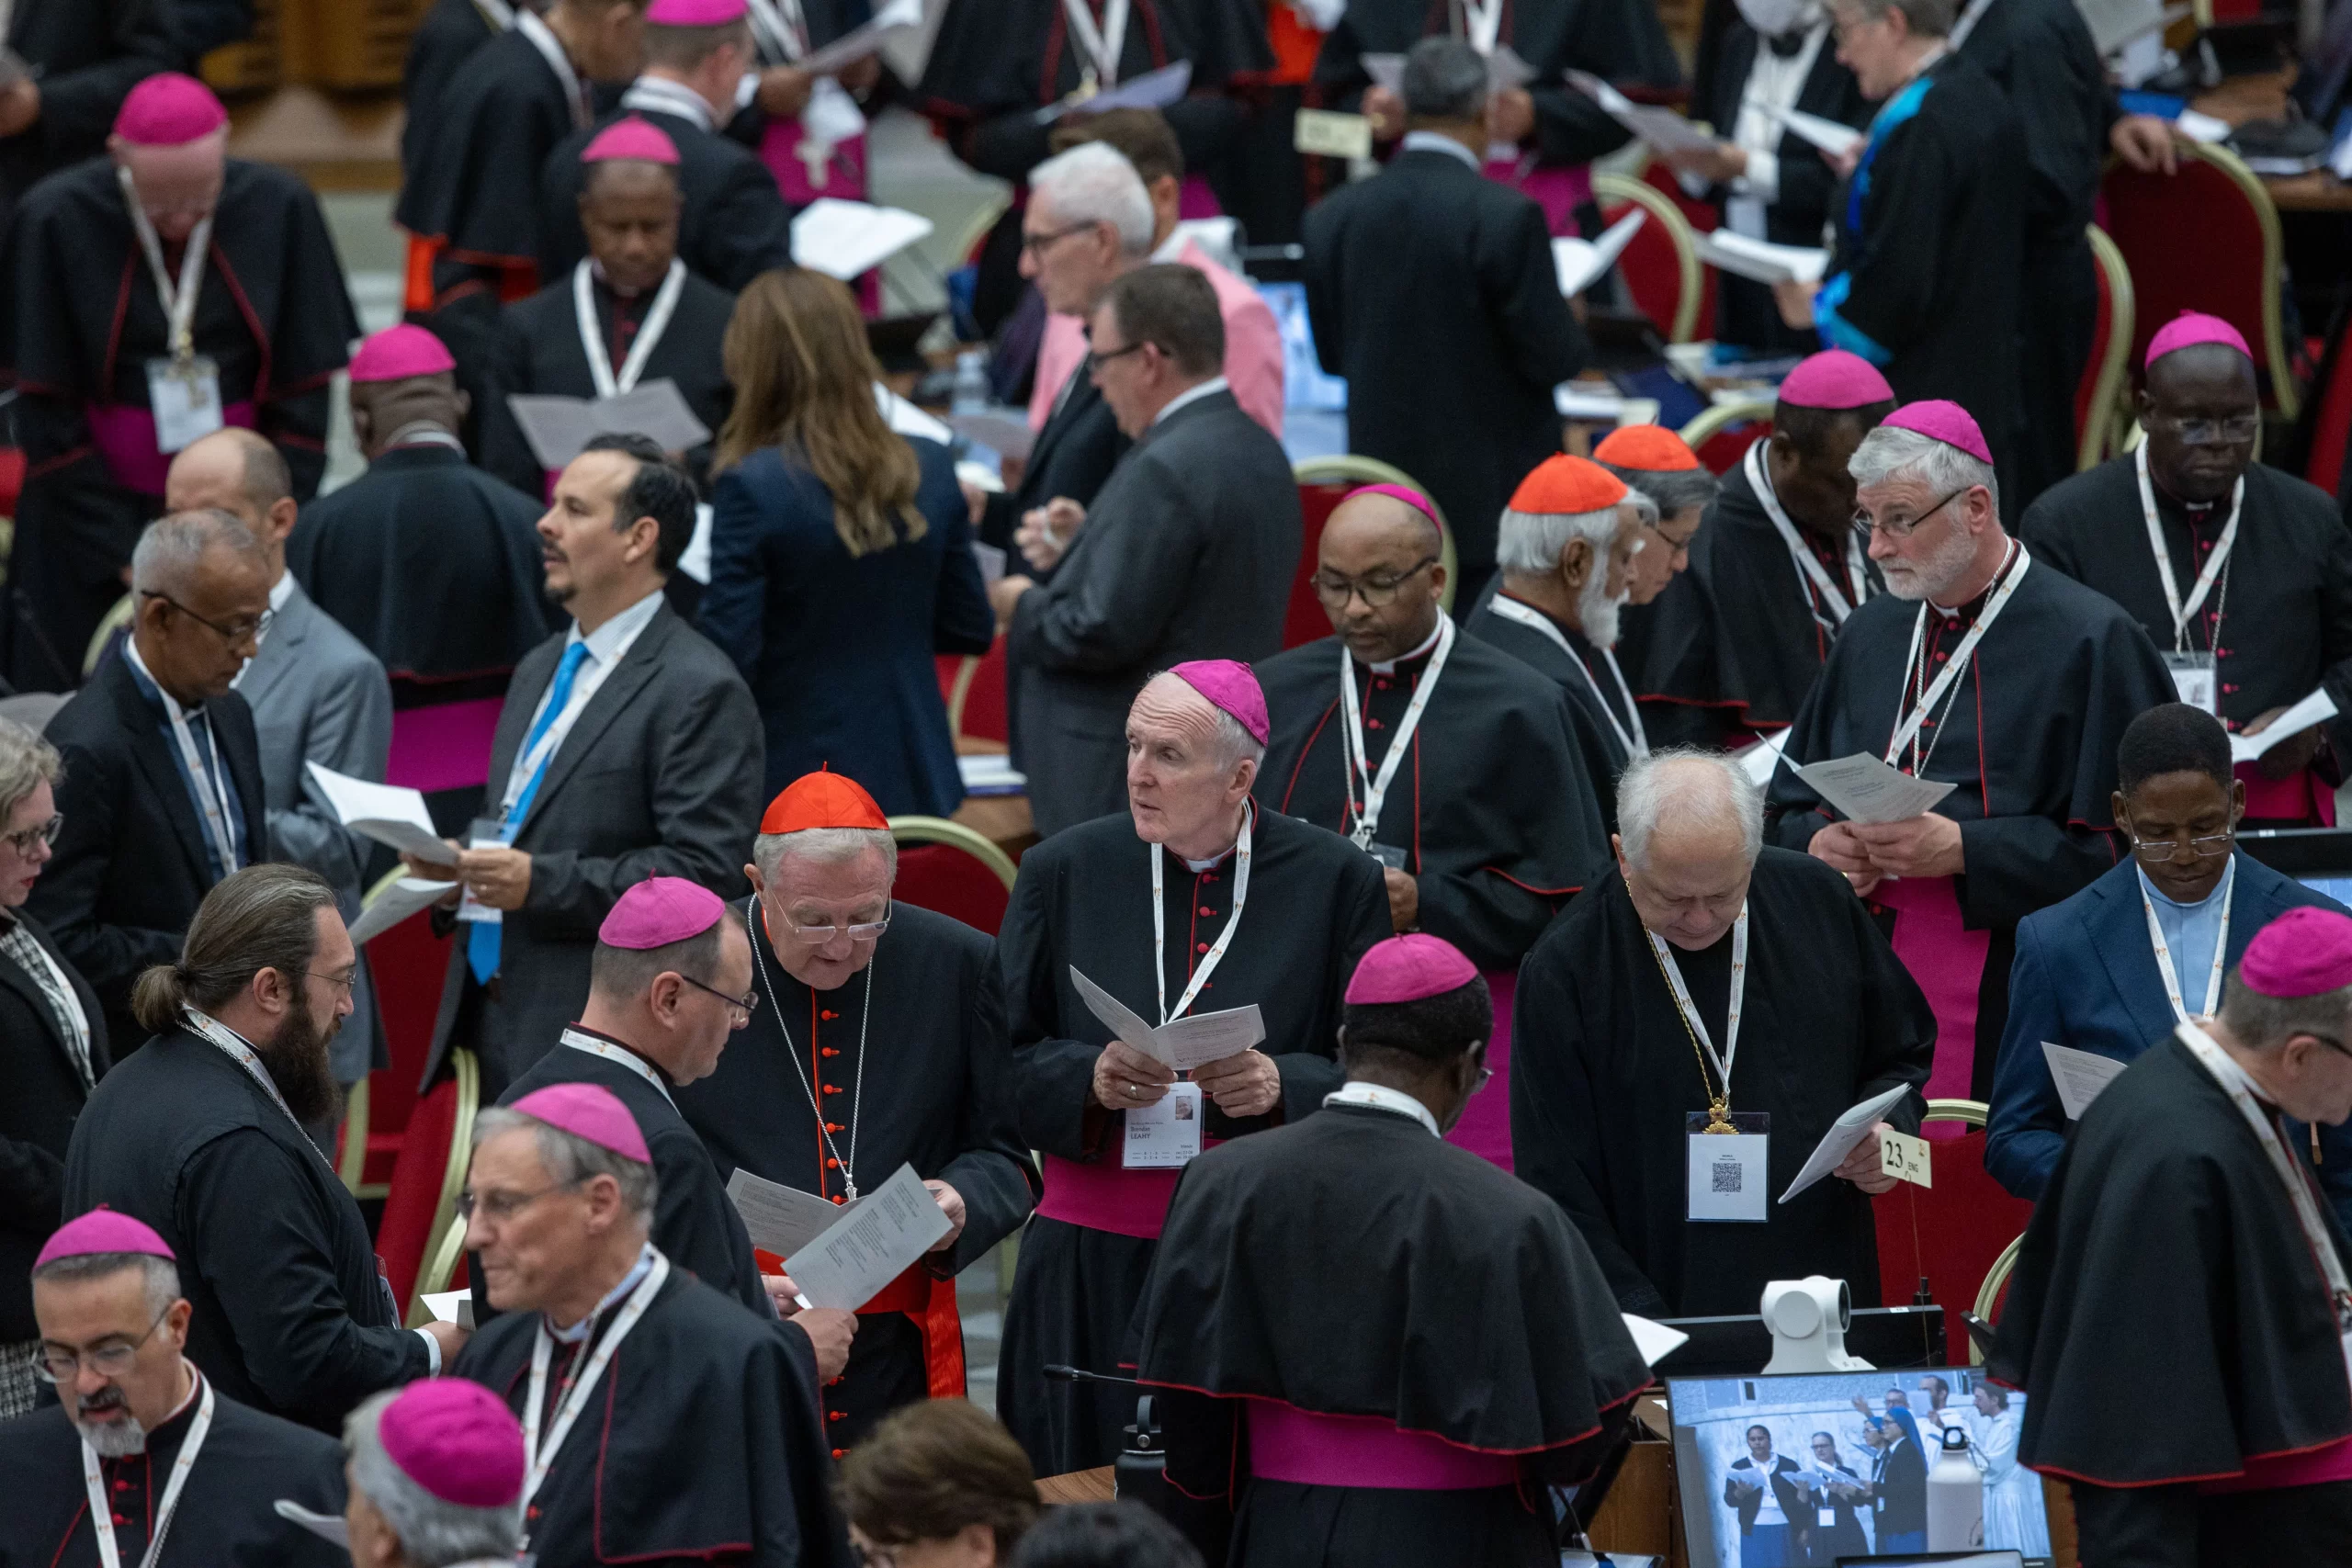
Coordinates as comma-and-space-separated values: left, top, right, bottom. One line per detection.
1807, 813, 1963, 897
1091, 1038, 1280, 1120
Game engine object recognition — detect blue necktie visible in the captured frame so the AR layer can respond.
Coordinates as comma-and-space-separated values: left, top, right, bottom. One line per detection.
469, 641, 592, 984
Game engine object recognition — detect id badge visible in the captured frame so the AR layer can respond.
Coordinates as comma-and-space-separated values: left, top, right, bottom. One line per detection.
2163, 650, 2219, 714
1685, 1111, 1770, 1223
1123, 1081, 1204, 1168
145, 355, 224, 453
456, 818, 505, 926
1818, 1507, 1838, 1528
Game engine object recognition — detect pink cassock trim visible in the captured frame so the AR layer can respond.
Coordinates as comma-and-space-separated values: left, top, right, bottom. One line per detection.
2199, 1436, 2352, 1495
86, 400, 257, 495
1443, 968, 1517, 1172
1246, 1400, 1520, 1490
1036, 1144, 1224, 1240
1876, 874, 1988, 1103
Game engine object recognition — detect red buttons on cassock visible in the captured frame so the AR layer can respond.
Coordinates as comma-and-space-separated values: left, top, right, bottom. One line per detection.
1195, 942, 1209, 953
826, 1122, 842, 1133
821, 1010, 838, 1021
831, 1194, 845, 1204
1198, 906, 1214, 917
827, 1158, 839, 1169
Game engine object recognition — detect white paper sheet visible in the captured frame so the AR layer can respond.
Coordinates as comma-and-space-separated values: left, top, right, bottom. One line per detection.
876, 383, 953, 443
971, 541, 1008, 592
948, 410, 1039, 462
957, 752, 1026, 794
304, 762, 457, 864
1779, 1082, 1916, 1202
678, 502, 715, 586
1553, 208, 1647, 297
1792, 751, 1957, 826
2231, 686, 2339, 764
2176, 107, 2233, 145
417, 1290, 476, 1329
728, 1166, 859, 1259
1763, 103, 1864, 158
2042, 1042, 2128, 1121
1035, 61, 1193, 123
1695, 230, 1830, 286
791, 198, 934, 280
348, 878, 458, 946
1737, 728, 1793, 787
783, 1161, 953, 1311
274, 1500, 351, 1550
505, 378, 711, 471
1623, 1312, 1690, 1367
1070, 965, 1266, 1072
1363, 51, 1405, 92
1567, 71, 1718, 154
1555, 386, 1627, 420
795, 0, 922, 74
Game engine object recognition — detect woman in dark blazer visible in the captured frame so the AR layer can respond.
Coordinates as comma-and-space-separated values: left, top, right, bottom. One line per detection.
699, 268, 994, 816
0, 716, 107, 1418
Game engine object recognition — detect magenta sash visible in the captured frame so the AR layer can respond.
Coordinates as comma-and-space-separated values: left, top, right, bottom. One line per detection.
387, 698, 505, 795
1177, 173, 1222, 220
1036, 1143, 1225, 1241
1486, 161, 1593, 238
86, 401, 256, 496
1873, 875, 1989, 1105
2200, 1437, 2352, 1495
1247, 1400, 1520, 1490
2236, 760, 2337, 826
1444, 968, 1516, 1171
759, 118, 880, 315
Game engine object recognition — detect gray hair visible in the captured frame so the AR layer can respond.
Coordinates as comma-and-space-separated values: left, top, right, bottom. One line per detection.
1207, 708, 1265, 773
345, 1391, 523, 1568
1028, 141, 1154, 259
1497, 503, 1620, 577
0, 716, 61, 826
1616, 748, 1764, 869
1848, 423, 1998, 519
752, 826, 899, 883
129, 507, 266, 599
30, 1251, 182, 1317
1402, 36, 1487, 121
1839, 0, 1957, 34
472, 1106, 659, 1224
2219, 972, 2352, 1054
1604, 462, 1720, 518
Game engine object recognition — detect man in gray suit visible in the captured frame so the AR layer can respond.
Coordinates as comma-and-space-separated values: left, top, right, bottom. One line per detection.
410, 434, 763, 1095
166, 430, 394, 1101
993, 265, 1301, 837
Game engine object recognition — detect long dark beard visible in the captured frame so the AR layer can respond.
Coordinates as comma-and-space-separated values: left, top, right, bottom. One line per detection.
258, 1000, 342, 1125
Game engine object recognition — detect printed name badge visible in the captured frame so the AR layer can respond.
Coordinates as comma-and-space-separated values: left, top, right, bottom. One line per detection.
146, 355, 225, 453
1685, 1111, 1770, 1223
457, 818, 503, 926
2163, 651, 2219, 715
1124, 1081, 1204, 1168
1294, 108, 1374, 160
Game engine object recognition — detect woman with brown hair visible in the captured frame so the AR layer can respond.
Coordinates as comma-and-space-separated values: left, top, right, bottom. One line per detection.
699, 268, 994, 815
837, 1399, 1042, 1566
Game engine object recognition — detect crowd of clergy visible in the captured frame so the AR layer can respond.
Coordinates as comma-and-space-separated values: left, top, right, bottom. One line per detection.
4, 0, 2352, 1566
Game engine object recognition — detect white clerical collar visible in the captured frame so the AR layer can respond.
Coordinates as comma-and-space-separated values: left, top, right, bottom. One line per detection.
2138, 852, 2234, 913
267, 570, 295, 615
1177, 803, 1251, 873
1149, 228, 1189, 265
159, 1365, 203, 1427
1370, 616, 1445, 675
121, 634, 194, 724
1325, 1081, 1442, 1138
548, 1243, 659, 1343
570, 585, 665, 663
623, 73, 715, 132
1401, 130, 1483, 170
1153, 376, 1228, 426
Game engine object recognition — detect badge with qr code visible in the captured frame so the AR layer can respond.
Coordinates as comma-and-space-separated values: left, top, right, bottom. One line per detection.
1686, 1111, 1770, 1223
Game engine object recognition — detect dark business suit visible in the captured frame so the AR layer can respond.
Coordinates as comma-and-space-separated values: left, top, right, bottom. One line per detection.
0, 0, 176, 222
977, 369, 1126, 562
0, 908, 107, 1342
1008, 387, 1299, 837
424, 601, 763, 1094
1304, 144, 1588, 603
1867, 1431, 1928, 1548
29, 652, 268, 1055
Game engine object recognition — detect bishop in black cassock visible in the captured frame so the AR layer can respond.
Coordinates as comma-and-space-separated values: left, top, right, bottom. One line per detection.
2023, 318, 2352, 827
677, 770, 1039, 1452
996, 664, 1391, 1476
1257, 486, 1609, 1170
400, 0, 521, 183
0, 0, 177, 221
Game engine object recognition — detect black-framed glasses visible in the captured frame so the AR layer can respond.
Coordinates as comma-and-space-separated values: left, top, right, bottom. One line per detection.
1021, 221, 1096, 259
1853, 485, 1973, 539
1084, 339, 1150, 374
31, 1305, 173, 1382
141, 590, 273, 646
0, 813, 62, 854
677, 971, 760, 1017
2127, 830, 2233, 863
2161, 412, 2260, 446
2303, 1032, 2352, 1062
1311, 555, 1440, 609
458, 1176, 587, 1224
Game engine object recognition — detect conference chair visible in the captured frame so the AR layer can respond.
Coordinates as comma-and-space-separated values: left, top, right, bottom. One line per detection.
1679, 399, 1775, 475
409, 1212, 471, 1328
345, 865, 458, 1195
1289, 455, 1458, 651
2295, 310, 2352, 499
379, 1044, 479, 1326
1967, 1234, 2029, 1366
81, 595, 135, 680
942, 638, 1010, 747
2077, 225, 2138, 471
1871, 1098, 2035, 1360
888, 814, 1019, 937
1593, 172, 1708, 345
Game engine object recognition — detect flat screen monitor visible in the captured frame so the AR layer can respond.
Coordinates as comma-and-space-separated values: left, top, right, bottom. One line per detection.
1653, 1304, 1948, 1377
2236, 828, 2352, 908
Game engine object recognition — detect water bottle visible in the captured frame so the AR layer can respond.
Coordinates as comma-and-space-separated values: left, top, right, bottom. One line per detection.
1925, 1426, 1983, 1551
952, 349, 989, 414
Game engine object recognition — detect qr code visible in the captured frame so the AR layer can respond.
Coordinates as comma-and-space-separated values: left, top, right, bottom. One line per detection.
1712, 1158, 1743, 1194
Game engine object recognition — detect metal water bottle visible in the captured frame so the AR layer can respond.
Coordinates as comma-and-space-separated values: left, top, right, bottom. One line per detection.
1114, 1393, 1170, 1513
1925, 1425, 1984, 1551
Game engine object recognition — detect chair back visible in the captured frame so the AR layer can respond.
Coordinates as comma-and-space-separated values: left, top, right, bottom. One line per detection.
951, 637, 1009, 746
1870, 1098, 2035, 1358
1291, 456, 1458, 619
2077, 225, 2136, 471
82, 594, 135, 679
1966, 1233, 2029, 1365
406, 1213, 473, 1328
356, 866, 457, 1193
377, 1047, 479, 1324
2100, 142, 2299, 417
2301, 310, 2352, 498
1679, 400, 1776, 475
1593, 172, 1708, 344
889, 815, 1019, 936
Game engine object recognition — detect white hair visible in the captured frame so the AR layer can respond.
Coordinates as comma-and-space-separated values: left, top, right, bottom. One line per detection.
1206, 707, 1266, 772
1495, 503, 1621, 577
752, 826, 898, 882
129, 508, 264, 598
1848, 424, 1998, 519
471, 1106, 658, 1224
1028, 141, 1154, 259
345, 1391, 523, 1568
1616, 749, 1763, 870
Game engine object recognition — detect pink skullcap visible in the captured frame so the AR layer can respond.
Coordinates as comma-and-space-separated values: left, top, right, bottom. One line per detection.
2146, 310, 2252, 368
582, 116, 681, 166
647, 0, 747, 19
379, 1381, 526, 1508
2239, 907, 2352, 999
1168, 660, 1268, 745
35, 1209, 175, 1270
1881, 400, 1992, 466
348, 324, 456, 384
1345, 933, 1480, 1005
1340, 483, 1440, 528
1777, 349, 1894, 412
508, 1082, 652, 1165
112, 73, 228, 147
599, 875, 725, 950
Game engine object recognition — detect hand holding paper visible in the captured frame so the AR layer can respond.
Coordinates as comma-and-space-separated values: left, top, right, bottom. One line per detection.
1070, 965, 1266, 1073
305, 762, 458, 865
1553, 209, 1646, 298
780, 1163, 952, 1311
1781, 1083, 1915, 1201
2231, 687, 2338, 766
2042, 1042, 2127, 1120
1793, 753, 1956, 827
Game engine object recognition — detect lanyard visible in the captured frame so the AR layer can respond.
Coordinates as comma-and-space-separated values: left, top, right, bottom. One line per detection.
2135, 442, 2243, 654
1339, 615, 1455, 849
560, 1027, 676, 1108
471, 0, 516, 28
746, 897, 876, 1201
1061, 0, 1131, 89
1749, 440, 1867, 629
1884, 542, 2030, 773
2139, 858, 2234, 1024
1456, 0, 1505, 53
523, 1251, 671, 1526
82, 1375, 214, 1568
137, 649, 239, 879
117, 169, 211, 365
183, 1009, 336, 1169
747, 0, 809, 61
1645, 903, 1748, 1125
502, 643, 596, 818
1947, 0, 1996, 50
621, 76, 714, 133
1150, 805, 1252, 1027
574, 260, 685, 400
1485, 596, 1647, 760
517, 9, 594, 130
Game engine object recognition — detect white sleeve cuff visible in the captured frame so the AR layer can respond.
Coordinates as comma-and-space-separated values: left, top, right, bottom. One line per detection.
737, 70, 762, 112
417, 1326, 443, 1376
1734, 148, 1781, 203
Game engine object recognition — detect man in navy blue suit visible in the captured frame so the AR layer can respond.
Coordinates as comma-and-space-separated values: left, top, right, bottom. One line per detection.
1988, 703, 2352, 1218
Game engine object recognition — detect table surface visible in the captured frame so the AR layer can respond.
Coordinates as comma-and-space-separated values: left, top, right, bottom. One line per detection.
1036, 1467, 1118, 1505
2189, 69, 2352, 212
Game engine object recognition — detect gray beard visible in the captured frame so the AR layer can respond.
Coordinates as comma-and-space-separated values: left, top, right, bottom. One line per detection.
75, 1413, 148, 1457
1881, 526, 1981, 604
1578, 569, 1626, 649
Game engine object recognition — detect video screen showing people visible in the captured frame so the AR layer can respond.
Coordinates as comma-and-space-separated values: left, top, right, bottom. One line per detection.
1667, 1368, 2052, 1568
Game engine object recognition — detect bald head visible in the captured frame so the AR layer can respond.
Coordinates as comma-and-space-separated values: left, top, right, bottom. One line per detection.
164, 429, 295, 580
1317, 493, 1446, 665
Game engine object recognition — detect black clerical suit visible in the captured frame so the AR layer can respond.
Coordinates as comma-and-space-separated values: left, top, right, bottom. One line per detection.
1464, 595, 1645, 808
1, 157, 356, 690
0, 1371, 348, 1568
401, 0, 512, 182
994, 807, 1392, 1476
976, 369, 1126, 559
1007, 386, 1299, 838
63, 1024, 433, 1430
1304, 144, 1588, 604
29, 653, 267, 1055
677, 900, 1039, 1451
0, 0, 176, 221
1511, 849, 1936, 1316
0, 908, 107, 1347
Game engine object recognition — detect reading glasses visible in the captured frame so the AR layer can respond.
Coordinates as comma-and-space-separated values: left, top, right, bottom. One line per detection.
1312, 556, 1440, 609
1852, 484, 1972, 539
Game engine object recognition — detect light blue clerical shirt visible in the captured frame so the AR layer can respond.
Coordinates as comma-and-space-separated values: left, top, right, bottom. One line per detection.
2137, 853, 2236, 1014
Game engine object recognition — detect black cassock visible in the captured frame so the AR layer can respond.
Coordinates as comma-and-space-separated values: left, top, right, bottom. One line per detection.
479, 264, 737, 499
1462, 597, 1645, 819
676, 901, 1040, 1450
1620, 451, 1885, 751
1990, 1031, 2352, 1567
0, 1376, 347, 1568
2022, 455, 2352, 825
994, 808, 1391, 1475
1765, 547, 2171, 1100
454, 1266, 854, 1568
0, 0, 176, 220
1136, 1102, 1653, 1567
399, 0, 508, 182
1, 156, 355, 691
1511, 850, 1933, 1316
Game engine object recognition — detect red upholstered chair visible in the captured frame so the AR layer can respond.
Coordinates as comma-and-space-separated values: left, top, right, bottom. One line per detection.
1594, 172, 1711, 344
2076, 226, 2136, 471
1871, 1100, 2034, 1358
377, 1047, 478, 1325
352, 868, 458, 1195
0, 447, 24, 516
1968, 1234, 2028, 1365
953, 637, 1009, 746
889, 816, 1020, 936
1290, 456, 1458, 637
1679, 400, 1775, 476
2301, 312, 2352, 499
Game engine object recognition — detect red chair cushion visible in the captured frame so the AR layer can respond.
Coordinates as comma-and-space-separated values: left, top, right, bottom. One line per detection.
894, 841, 1012, 936
376, 1076, 460, 1313
1289, 481, 1351, 649
960, 637, 1008, 744
1640, 162, 1719, 343
2075, 250, 2117, 456
360, 913, 453, 1188
2102, 158, 2277, 406
2305, 321, 2352, 497
1872, 1128, 2033, 1352
1691, 416, 1770, 476
0, 447, 25, 516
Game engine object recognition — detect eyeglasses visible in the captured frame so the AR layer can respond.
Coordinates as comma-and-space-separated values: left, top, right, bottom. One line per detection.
1084, 339, 1150, 374
458, 1176, 587, 1224
1021, 221, 1096, 259
851, 1543, 900, 1568
1854, 485, 1972, 539
2127, 830, 2233, 863
302, 968, 358, 997
31, 1306, 173, 1382
2161, 412, 2261, 446
2303, 1032, 2352, 1062
677, 971, 760, 1018
1311, 556, 1440, 609
0, 813, 62, 854
785, 915, 892, 942
141, 590, 273, 646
